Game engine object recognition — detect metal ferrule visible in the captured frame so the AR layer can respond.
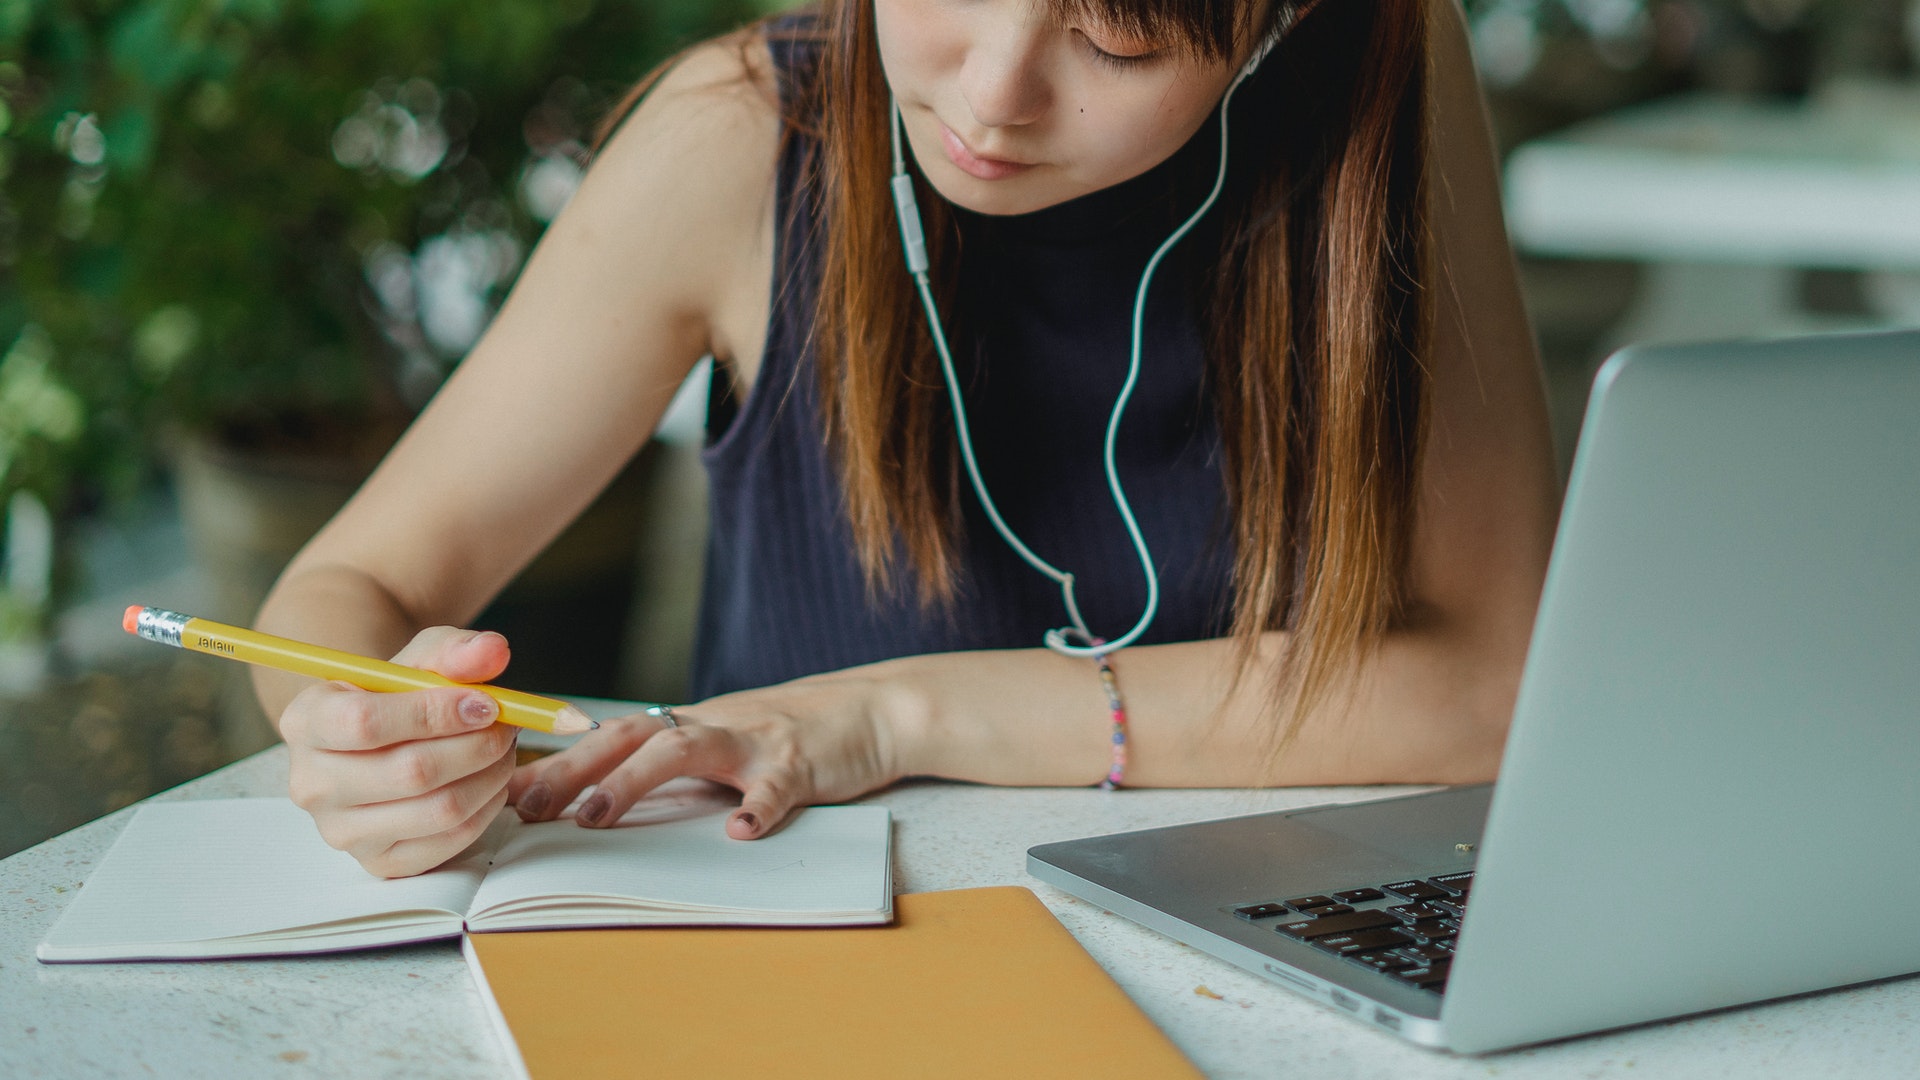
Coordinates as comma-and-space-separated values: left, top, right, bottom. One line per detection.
134, 607, 190, 648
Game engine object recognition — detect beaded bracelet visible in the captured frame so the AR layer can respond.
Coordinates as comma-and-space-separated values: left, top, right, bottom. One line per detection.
1091, 646, 1129, 790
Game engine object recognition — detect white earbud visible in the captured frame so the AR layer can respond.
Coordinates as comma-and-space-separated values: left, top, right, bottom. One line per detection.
1239, 27, 1284, 81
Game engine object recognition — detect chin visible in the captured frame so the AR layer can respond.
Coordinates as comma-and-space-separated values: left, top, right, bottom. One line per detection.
920, 172, 1074, 217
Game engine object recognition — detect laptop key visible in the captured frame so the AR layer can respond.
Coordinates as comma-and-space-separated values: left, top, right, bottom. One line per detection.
1385, 903, 1451, 923
1393, 961, 1452, 988
1350, 950, 1419, 972
1380, 880, 1449, 902
1399, 919, 1454, 942
1430, 898, 1467, 919
1284, 895, 1336, 911
1404, 944, 1451, 963
1233, 902, 1290, 920
1299, 903, 1354, 917
1274, 910, 1399, 939
1309, 928, 1416, 956
1430, 872, 1474, 896
1334, 888, 1385, 903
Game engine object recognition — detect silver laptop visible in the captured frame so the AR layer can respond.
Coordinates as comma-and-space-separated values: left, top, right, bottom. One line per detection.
1028, 330, 1920, 1053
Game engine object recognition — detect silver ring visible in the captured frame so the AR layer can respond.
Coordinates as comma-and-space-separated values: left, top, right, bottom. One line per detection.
645, 705, 679, 730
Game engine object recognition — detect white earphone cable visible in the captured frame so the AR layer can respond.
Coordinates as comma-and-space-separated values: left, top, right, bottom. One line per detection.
887, 30, 1274, 659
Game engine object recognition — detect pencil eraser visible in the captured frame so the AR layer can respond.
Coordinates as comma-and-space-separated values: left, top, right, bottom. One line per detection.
123, 605, 143, 634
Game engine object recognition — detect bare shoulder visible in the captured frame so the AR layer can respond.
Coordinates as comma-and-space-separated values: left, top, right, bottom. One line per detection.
1425, 0, 1486, 146
1418, 0, 1529, 384
1407, 0, 1559, 636
546, 29, 783, 341
600, 27, 782, 167
1417, 0, 1507, 268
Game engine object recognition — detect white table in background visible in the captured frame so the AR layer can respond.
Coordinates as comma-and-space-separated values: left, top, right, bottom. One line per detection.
1504, 80, 1920, 347
3, 745, 1917, 1078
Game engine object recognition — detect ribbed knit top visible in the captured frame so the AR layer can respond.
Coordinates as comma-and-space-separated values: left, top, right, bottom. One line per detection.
689, 15, 1238, 699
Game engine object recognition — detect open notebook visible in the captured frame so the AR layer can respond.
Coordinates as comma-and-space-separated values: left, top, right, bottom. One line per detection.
37, 788, 892, 963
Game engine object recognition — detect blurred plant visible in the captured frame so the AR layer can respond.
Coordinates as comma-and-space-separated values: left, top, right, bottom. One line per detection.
1459, 0, 1896, 96
1461, 0, 1914, 145
0, 0, 771, 630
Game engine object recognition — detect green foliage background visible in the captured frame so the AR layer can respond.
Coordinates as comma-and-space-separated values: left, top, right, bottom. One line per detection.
0, 0, 769, 556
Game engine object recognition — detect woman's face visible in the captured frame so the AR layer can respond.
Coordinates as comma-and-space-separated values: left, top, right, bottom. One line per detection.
875, 0, 1258, 216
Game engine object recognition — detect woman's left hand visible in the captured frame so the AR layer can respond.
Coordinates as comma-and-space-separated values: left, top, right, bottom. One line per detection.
505, 669, 918, 838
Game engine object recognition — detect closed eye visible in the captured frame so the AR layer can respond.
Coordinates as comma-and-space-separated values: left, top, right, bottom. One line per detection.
1078, 33, 1163, 71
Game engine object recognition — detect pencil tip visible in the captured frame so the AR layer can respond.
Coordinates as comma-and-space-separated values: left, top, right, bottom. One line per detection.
552, 704, 597, 735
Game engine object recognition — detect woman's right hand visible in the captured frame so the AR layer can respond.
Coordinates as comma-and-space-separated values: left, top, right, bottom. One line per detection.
279, 627, 520, 879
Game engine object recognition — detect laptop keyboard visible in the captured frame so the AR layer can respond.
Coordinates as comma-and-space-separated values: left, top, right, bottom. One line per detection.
1231, 871, 1473, 995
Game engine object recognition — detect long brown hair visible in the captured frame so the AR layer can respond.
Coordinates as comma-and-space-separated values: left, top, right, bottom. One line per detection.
605, 0, 1431, 740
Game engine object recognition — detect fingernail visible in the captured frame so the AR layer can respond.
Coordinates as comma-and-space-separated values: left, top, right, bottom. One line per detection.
577, 792, 612, 827
735, 811, 759, 835
460, 693, 498, 726
517, 782, 551, 820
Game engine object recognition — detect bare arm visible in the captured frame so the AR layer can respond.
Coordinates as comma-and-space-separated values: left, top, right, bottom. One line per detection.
253, 39, 778, 716
253, 38, 781, 876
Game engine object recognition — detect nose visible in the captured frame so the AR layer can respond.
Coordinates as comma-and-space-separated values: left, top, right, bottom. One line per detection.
957, 26, 1051, 129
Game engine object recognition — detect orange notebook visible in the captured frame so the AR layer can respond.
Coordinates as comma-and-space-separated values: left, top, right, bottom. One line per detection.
464, 886, 1201, 1078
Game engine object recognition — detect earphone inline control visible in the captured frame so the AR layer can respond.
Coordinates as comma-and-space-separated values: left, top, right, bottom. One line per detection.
888, 18, 1288, 659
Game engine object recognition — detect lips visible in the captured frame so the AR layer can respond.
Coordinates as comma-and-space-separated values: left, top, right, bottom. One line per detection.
939, 123, 1034, 181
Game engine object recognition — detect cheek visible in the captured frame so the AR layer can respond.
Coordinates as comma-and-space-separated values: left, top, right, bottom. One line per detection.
873, 0, 955, 97
1065, 118, 1155, 183
1067, 91, 1215, 186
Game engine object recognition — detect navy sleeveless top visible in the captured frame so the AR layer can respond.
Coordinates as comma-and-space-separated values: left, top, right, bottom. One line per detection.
691, 16, 1238, 699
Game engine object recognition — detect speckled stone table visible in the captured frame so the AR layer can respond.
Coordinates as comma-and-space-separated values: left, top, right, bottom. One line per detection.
3, 746, 1916, 1078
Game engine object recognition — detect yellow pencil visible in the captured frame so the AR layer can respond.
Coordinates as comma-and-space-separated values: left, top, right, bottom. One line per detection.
122, 605, 597, 735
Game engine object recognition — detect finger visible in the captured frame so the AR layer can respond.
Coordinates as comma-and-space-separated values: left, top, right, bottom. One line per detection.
508, 718, 660, 822
572, 725, 745, 828
357, 783, 511, 880
318, 748, 515, 857
389, 626, 512, 684
294, 681, 501, 753
312, 723, 517, 807
728, 773, 803, 840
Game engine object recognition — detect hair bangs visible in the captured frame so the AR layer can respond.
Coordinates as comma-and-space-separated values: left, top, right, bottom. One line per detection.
1044, 0, 1274, 61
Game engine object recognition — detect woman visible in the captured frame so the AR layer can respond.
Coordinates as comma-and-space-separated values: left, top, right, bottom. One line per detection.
257, 0, 1558, 878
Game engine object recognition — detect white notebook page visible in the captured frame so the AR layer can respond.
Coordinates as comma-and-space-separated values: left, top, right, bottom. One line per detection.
42, 800, 487, 952
468, 804, 891, 921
